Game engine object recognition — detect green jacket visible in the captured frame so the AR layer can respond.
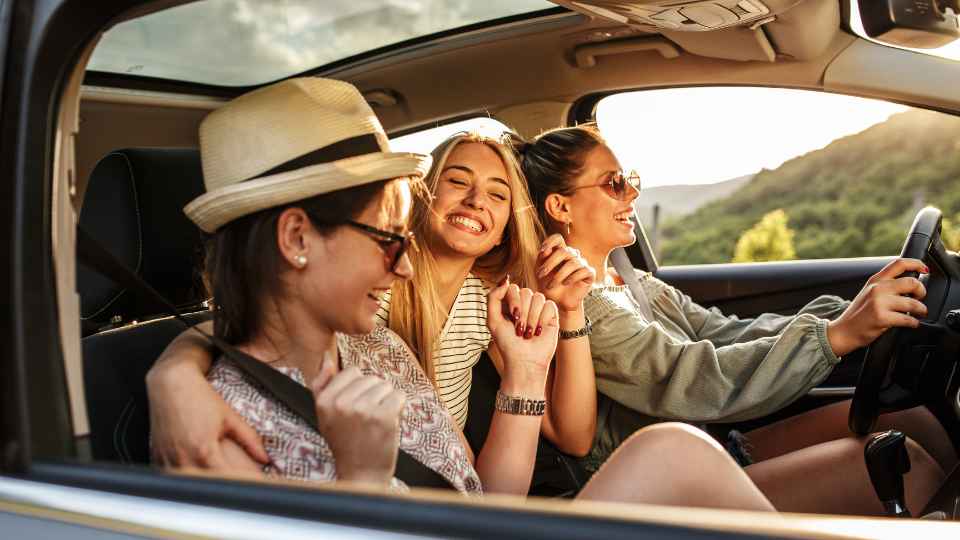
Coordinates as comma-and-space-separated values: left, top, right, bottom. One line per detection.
581, 274, 849, 470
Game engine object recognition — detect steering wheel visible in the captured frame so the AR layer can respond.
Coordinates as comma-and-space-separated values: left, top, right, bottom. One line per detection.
849, 207, 951, 434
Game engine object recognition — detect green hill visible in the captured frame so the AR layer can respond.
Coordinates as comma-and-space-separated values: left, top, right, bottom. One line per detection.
658, 108, 960, 266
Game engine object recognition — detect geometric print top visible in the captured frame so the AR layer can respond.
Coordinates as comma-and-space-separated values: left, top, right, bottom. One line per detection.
207, 326, 483, 496
375, 274, 492, 429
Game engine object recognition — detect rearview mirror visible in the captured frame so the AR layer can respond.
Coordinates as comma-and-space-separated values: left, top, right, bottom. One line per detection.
859, 0, 960, 49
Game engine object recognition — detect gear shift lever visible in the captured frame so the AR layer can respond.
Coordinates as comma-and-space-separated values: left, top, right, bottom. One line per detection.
864, 430, 912, 517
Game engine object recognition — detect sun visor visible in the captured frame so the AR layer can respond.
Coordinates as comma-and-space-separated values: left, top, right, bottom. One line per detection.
664, 25, 775, 61
552, 0, 802, 32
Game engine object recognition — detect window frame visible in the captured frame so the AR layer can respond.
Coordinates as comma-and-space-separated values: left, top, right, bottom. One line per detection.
571, 84, 960, 270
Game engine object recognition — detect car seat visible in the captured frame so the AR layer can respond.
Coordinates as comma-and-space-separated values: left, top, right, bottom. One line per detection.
79, 148, 209, 464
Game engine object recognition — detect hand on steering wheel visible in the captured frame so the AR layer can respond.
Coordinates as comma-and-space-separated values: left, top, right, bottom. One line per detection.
849, 207, 957, 435
827, 258, 929, 358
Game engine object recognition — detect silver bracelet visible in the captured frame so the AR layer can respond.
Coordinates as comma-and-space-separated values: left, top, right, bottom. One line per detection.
495, 390, 546, 416
558, 315, 592, 340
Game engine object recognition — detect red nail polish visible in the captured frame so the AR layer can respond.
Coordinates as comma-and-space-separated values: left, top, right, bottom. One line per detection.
923, 266, 930, 273
535, 325, 542, 336
524, 327, 533, 339
512, 308, 520, 322
516, 322, 523, 336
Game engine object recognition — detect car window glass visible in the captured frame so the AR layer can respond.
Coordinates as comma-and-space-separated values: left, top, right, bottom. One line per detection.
595, 87, 960, 266
391, 116, 510, 153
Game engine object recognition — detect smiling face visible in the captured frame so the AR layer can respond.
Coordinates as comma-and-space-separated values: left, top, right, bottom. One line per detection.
565, 144, 640, 255
303, 180, 414, 335
426, 141, 513, 262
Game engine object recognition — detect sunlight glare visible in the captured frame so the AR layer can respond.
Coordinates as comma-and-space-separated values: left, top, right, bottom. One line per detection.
596, 87, 907, 188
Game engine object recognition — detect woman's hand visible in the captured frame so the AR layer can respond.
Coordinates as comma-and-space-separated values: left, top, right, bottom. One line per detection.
827, 258, 929, 357
311, 364, 406, 488
536, 234, 595, 313
147, 327, 269, 468
486, 276, 560, 396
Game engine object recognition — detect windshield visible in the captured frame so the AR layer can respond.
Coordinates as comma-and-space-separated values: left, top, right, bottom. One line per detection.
89, 0, 557, 86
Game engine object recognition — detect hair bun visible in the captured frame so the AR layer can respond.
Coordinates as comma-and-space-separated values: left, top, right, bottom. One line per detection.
501, 131, 531, 158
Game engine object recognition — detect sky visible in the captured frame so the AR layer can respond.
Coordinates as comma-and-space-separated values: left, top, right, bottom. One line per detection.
595, 87, 907, 188
391, 88, 908, 189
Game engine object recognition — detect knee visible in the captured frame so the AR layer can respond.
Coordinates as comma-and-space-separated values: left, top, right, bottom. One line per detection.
620, 422, 726, 461
903, 437, 945, 480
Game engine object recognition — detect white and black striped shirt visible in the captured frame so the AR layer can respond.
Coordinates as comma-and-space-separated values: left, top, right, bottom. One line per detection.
375, 275, 491, 428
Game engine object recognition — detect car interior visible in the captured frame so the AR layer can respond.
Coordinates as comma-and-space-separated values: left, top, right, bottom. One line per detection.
6, 0, 960, 537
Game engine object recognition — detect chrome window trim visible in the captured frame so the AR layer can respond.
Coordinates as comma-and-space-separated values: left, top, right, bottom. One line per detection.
807, 387, 855, 398
0, 477, 428, 539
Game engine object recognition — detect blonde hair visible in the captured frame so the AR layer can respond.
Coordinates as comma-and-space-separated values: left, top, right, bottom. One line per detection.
388, 132, 543, 381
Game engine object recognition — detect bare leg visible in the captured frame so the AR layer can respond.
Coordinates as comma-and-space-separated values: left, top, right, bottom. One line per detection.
744, 400, 957, 471
745, 435, 944, 515
577, 423, 775, 512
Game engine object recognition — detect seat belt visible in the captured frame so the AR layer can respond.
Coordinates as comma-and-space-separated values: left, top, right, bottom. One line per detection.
610, 247, 655, 322
75, 225, 455, 490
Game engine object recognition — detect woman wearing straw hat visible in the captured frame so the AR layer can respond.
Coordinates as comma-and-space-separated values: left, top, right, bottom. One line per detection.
179, 76, 562, 492
156, 76, 777, 509
150, 131, 602, 494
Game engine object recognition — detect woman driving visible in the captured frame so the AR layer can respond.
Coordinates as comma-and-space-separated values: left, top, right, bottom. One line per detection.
514, 124, 952, 514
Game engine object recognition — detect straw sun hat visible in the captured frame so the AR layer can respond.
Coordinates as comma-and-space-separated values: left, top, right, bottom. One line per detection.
184, 77, 432, 233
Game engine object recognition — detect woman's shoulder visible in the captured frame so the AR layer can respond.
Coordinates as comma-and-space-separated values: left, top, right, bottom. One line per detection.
463, 273, 491, 296
339, 328, 433, 385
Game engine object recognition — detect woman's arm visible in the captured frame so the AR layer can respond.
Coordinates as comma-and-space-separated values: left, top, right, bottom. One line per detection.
590, 258, 929, 423
589, 289, 840, 423
531, 235, 597, 456
146, 320, 269, 466
680, 288, 849, 347
472, 277, 558, 496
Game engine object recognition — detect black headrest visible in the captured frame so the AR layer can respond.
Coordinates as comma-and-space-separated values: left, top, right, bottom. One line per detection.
78, 148, 207, 329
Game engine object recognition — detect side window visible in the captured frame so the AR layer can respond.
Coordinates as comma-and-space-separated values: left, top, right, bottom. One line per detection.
391, 116, 510, 154
595, 87, 960, 266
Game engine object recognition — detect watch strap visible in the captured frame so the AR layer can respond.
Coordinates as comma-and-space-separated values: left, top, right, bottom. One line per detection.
495, 391, 546, 416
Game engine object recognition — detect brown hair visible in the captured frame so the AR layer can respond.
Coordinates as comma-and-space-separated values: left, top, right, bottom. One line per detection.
507, 125, 606, 231
205, 179, 403, 344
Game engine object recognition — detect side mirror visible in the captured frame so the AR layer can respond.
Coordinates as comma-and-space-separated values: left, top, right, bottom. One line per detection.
859, 0, 960, 49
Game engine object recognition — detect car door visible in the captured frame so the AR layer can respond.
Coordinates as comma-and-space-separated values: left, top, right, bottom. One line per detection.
0, 1, 829, 538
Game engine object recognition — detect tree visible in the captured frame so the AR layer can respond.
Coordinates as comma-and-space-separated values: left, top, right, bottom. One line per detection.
942, 215, 960, 252
733, 209, 797, 263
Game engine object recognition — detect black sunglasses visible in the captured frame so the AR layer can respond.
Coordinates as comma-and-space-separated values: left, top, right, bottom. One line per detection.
305, 211, 414, 273
569, 170, 641, 201
344, 220, 415, 273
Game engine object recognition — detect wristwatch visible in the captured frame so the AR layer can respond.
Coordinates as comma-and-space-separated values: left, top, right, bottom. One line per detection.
558, 316, 592, 340
495, 391, 546, 416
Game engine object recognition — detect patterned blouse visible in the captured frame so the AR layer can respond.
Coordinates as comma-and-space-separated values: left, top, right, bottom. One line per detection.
375, 274, 492, 429
208, 326, 483, 496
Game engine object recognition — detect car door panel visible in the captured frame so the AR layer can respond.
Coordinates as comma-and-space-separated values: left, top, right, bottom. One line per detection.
655, 257, 891, 317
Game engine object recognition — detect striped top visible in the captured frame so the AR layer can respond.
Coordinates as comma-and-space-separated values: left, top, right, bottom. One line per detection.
375, 274, 492, 429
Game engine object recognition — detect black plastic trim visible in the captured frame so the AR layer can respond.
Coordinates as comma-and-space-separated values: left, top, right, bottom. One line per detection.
0, 0, 21, 472
26, 461, 791, 540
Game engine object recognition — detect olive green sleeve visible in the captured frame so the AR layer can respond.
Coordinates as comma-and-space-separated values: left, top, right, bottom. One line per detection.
681, 291, 850, 347
585, 290, 842, 423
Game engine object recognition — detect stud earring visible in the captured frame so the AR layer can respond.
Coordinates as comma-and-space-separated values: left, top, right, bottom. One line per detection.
294, 254, 308, 267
